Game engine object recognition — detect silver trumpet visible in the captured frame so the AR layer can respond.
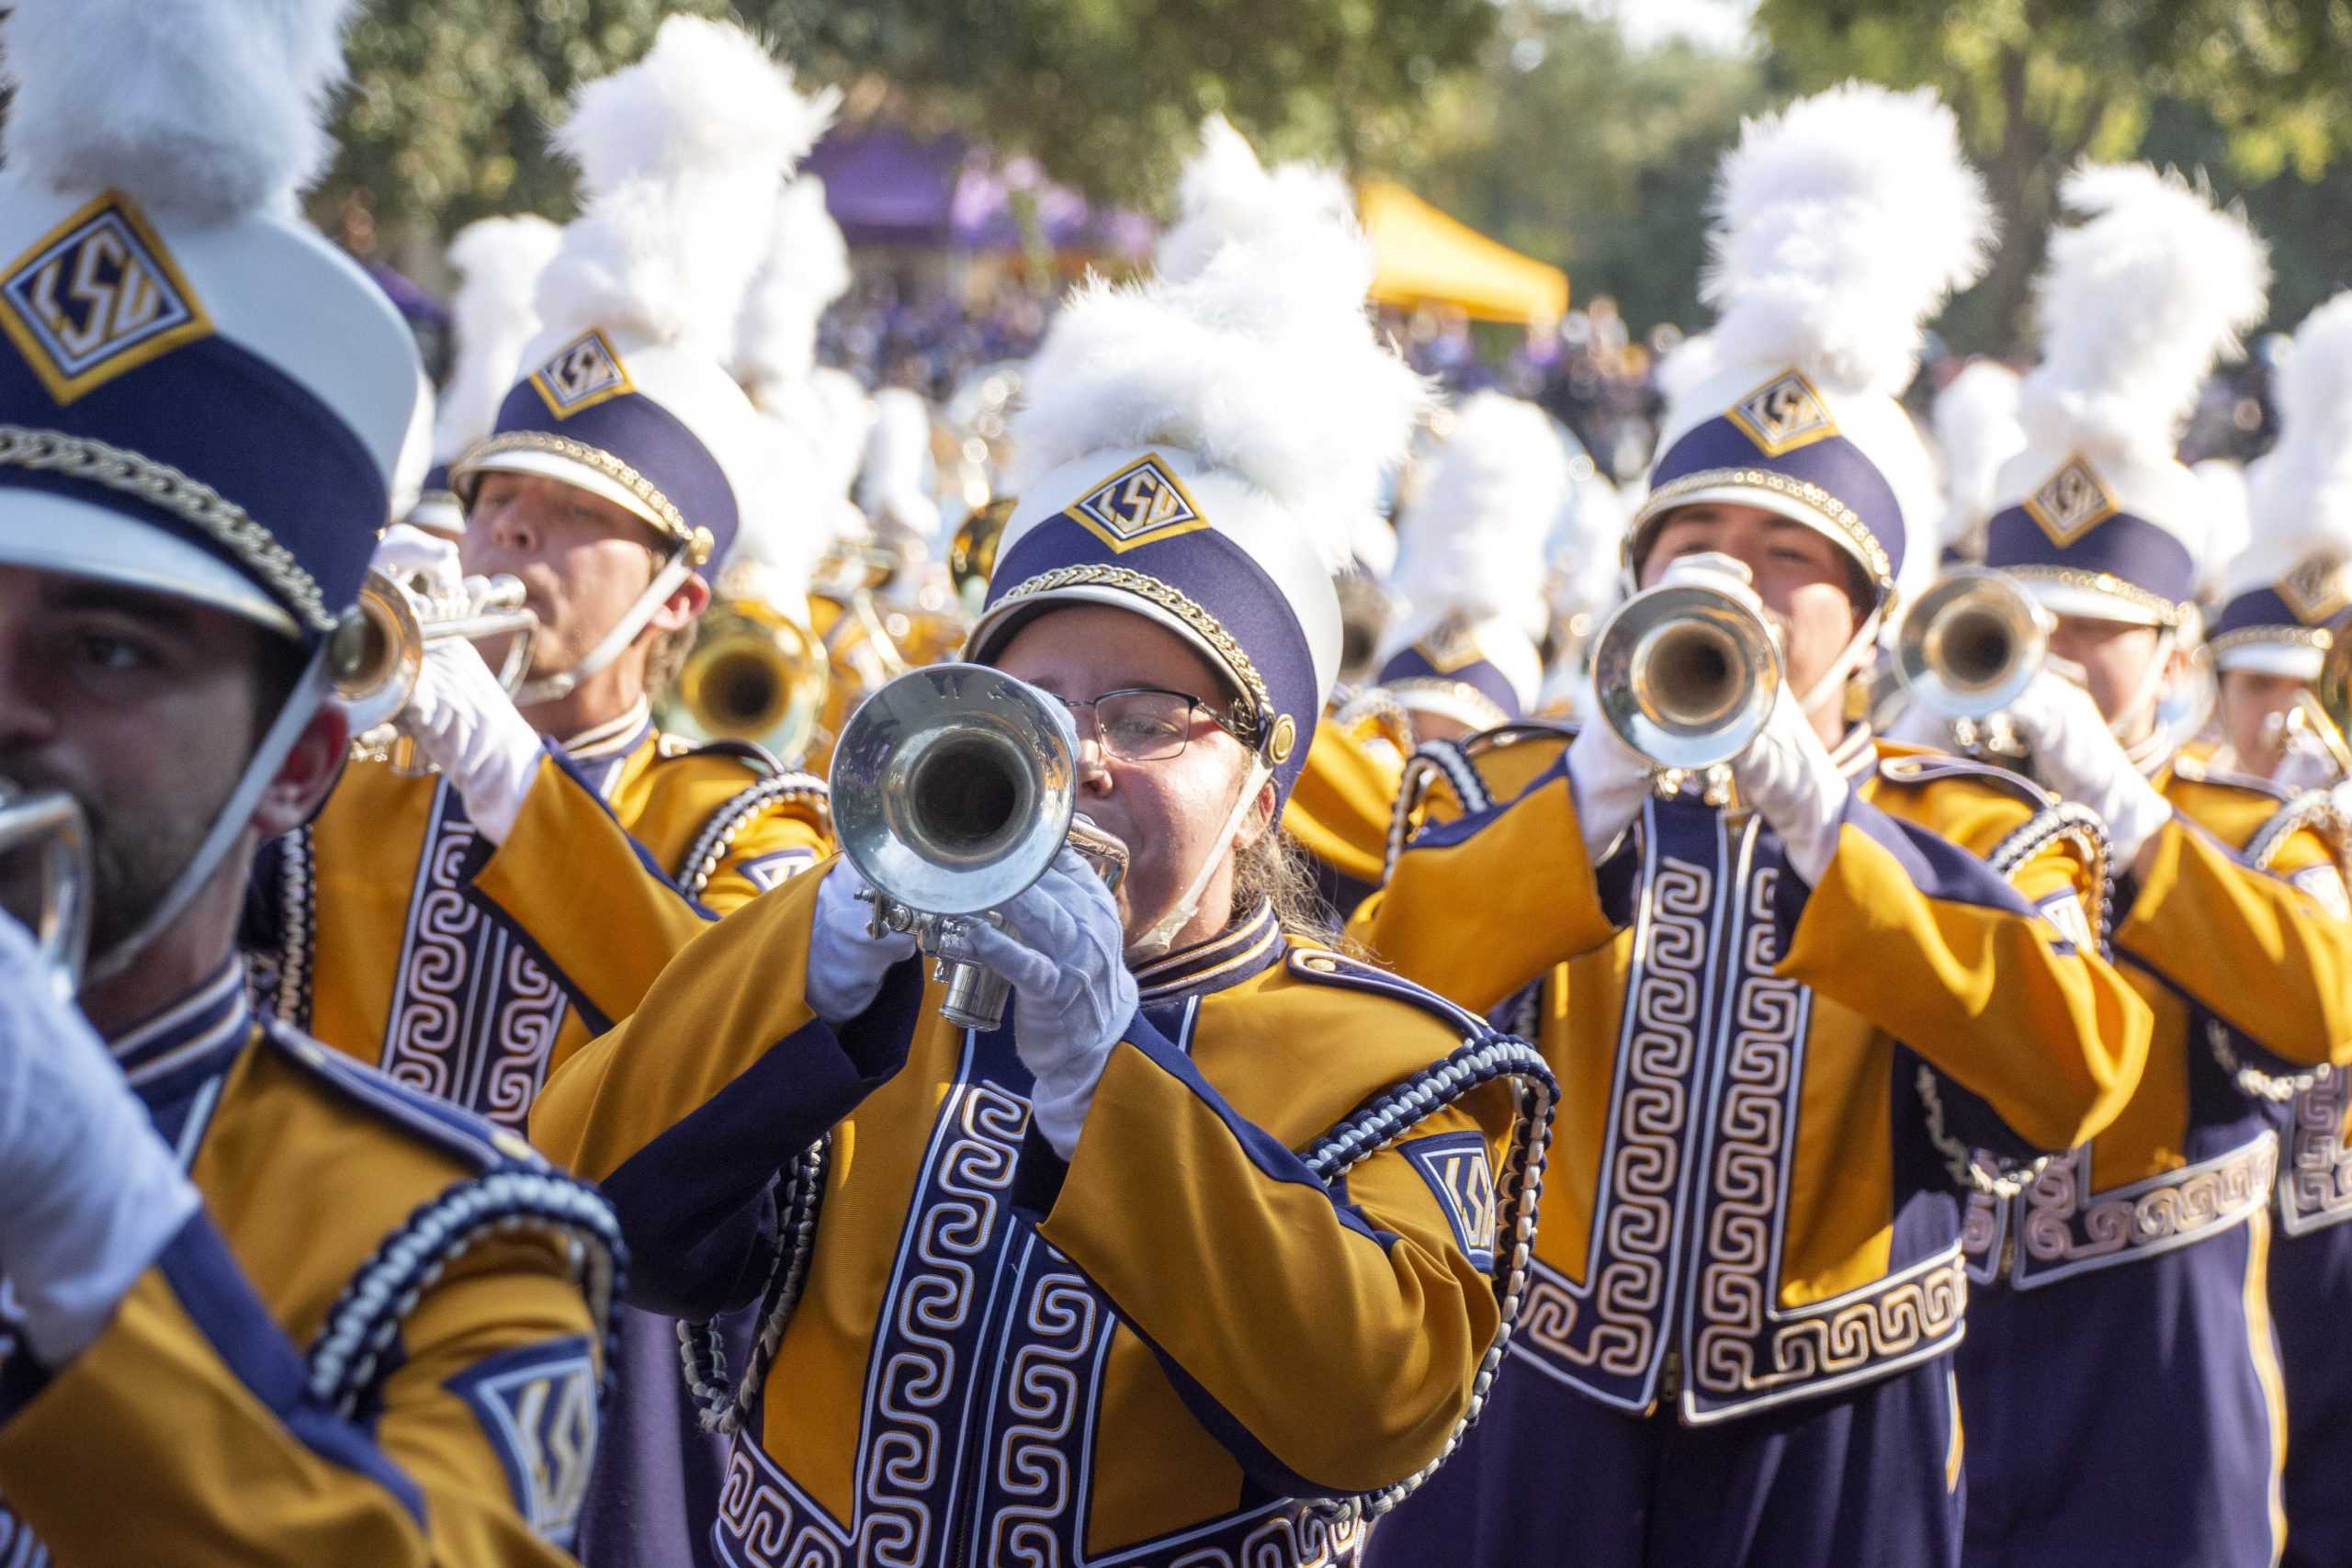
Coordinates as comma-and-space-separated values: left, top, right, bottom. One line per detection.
0, 784, 90, 1001
334, 569, 537, 766
1589, 553, 1781, 773
829, 663, 1129, 1032
1894, 568, 2052, 758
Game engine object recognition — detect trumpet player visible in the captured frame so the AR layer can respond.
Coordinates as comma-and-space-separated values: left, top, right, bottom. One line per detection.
248, 25, 840, 1567
1352, 87, 2152, 1568
0, 2, 623, 1558
2197, 292, 2352, 1568
1944, 173, 2352, 1568
535, 120, 1555, 1566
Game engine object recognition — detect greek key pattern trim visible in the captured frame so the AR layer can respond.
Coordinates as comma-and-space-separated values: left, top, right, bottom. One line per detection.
2280, 1077, 2352, 1236
2010, 1134, 2278, 1286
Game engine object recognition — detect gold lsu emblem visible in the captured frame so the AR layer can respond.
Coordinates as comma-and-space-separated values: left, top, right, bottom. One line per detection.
0, 192, 214, 406
528, 328, 635, 419
1064, 454, 1210, 554
1726, 368, 1839, 457
2022, 454, 2120, 547
2278, 557, 2352, 626
1417, 616, 1491, 675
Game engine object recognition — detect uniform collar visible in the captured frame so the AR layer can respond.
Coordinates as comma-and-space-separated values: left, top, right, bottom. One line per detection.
562, 696, 655, 760
1133, 897, 1284, 1004
2126, 728, 2176, 782
106, 956, 253, 1094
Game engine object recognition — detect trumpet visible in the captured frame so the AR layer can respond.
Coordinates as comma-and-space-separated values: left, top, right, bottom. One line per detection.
1589, 554, 1781, 772
670, 598, 831, 766
948, 496, 1015, 616
1892, 569, 2051, 757
334, 569, 537, 751
0, 784, 90, 1001
830, 664, 1128, 1031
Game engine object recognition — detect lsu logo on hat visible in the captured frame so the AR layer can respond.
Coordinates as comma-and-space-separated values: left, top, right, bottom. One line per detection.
1063, 453, 1210, 554
528, 327, 635, 419
1727, 368, 1839, 457
2023, 454, 2121, 547
0, 192, 213, 406
1401, 1130, 1499, 1273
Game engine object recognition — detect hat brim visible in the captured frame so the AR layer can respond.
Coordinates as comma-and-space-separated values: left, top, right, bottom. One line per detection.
2213, 641, 2325, 681
1633, 479, 1888, 598
2018, 578, 2168, 627
453, 446, 673, 547
965, 585, 1249, 714
0, 490, 300, 637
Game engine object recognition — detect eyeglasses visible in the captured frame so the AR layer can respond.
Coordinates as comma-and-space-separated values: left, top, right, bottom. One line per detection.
1054, 686, 1250, 763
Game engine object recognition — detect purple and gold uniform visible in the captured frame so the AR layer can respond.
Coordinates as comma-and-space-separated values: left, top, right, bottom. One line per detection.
0, 962, 620, 1565
1350, 723, 2150, 1566
252, 710, 828, 1126
1955, 754, 2352, 1568
1283, 696, 1409, 919
532, 864, 1544, 1566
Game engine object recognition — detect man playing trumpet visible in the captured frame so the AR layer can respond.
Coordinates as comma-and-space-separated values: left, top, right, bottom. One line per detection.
1352, 86, 2151, 1568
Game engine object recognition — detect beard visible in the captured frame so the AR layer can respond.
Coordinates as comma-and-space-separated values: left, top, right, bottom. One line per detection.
0, 756, 214, 964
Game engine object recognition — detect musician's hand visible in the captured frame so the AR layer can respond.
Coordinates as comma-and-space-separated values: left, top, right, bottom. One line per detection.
1732, 683, 1850, 886
396, 637, 546, 844
2008, 671, 2174, 869
805, 861, 918, 1025
0, 913, 198, 1363
958, 847, 1137, 1159
371, 522, 465, 604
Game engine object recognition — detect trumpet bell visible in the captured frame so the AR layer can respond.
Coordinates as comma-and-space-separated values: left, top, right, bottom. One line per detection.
1896, 569, 2050, 721
0, 784, 90, 1001
830, 664, 1080, 918
949, 497, 1015, 614
1591, 580, 1781, 771
334, 571, 427, 735
672, 601, 831, 763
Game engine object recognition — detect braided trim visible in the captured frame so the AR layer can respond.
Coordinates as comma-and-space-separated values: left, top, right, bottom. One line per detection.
2245, 789, 2352, 878
2207, 625, 2333, 659
990, 565, 1276, 747
1299, 1033, 1557, 1524
2207, 1017, 2335, 1103
680, 1135, 831, 1435
1986, 801, 2114, 952
2001, 564, 2188, 627
304, 1168, 628, 1416
1916, 1064, 2050, 1198
457, 431, 714, 566
671, 773, 830, 899
0, 424, 333, 631
1636, 467, 1894, 598
271, 824, 316, 1029
1383, 739, 1491, 883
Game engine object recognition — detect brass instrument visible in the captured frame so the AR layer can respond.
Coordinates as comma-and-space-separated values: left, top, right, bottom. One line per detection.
670, 598, 831, 765
1893, 568, 2051, 757
0, 784, 90, 1001
2265, 633, 2352, 781
830, 664, 1128, 1031
334, 569, 537, 767
1589, 554, 1781, 772
948, 496, 1015, 615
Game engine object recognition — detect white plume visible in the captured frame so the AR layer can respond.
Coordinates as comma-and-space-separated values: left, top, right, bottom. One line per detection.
433, 215, 561, 462
2, 0, 358, 222
535, 17, 838, 355
1154, 114, 1355, 286
1385, 393, 1568, 649
1011, 129, 1430, 574
2236, 292, 2352, 594
735, 175, 854, 402
2196, 459, 2254, 599
2019, 164, 2269, 467
858, 388, 942, 545
1702, 82, 1994, 396
1932, 360, 2026, 550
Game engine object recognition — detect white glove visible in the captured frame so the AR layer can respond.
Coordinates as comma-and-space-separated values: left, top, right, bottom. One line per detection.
805, 862, 919, 1025
2274, 737, 2339, 795
372, 522, 465, 603
2007, 671, 2175, 866
957, 848, 1138, 1160
1733, 683, 1851, 885
1566, 716, 1652, 864
396, 636, 546, 844
0, 916, 200, 1364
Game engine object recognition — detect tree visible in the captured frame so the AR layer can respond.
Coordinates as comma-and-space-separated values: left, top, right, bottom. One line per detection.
319, 0, 1498, 241
1751, 0, 2352, 352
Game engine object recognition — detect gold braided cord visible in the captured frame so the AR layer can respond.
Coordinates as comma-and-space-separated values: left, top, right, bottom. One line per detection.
990, 563, 1279, 746
2003, 564, 2189, 627
2207, 625, 2334, 659
0, 423, 332, 631
456, 430, 713, 566
1634, 466, 1894, 593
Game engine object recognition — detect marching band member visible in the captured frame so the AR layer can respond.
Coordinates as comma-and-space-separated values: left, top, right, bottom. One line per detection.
245, 22, 841, 1567
1370, 391, 1569, 741
1959, 168, 2352, 1568
534, 120, 1555, 1566
2195, 292, 2352, 1568
1353, 86, 2152, 1568
0, 1, 619, 1557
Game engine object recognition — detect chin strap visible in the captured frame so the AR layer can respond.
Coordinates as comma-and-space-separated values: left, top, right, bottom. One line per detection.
1123, 758, 1272, 964
85, 646, 332, 986
1796, 604, 1885, 722
515, 546, 695, 707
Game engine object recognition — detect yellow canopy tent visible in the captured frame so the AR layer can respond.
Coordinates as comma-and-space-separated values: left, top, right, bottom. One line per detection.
1357, 179, 1568, 326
